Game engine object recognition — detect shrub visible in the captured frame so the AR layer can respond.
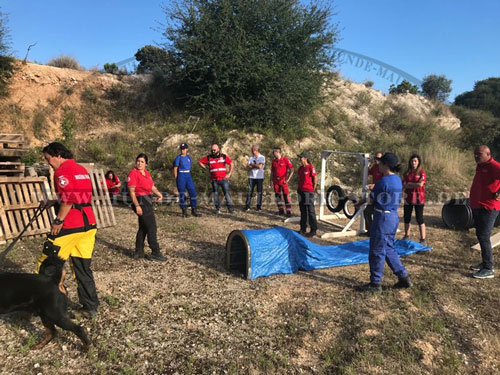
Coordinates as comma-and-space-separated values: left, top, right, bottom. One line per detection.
81, 87, 98, 103
103, 62, 119, 74
47, 55, 82, 70
363, 80, 374, 88
389, 80, 419, 95
353, 91, 372, 109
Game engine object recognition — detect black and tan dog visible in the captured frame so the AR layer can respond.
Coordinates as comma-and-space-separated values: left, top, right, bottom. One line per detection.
0, 254, 90, 350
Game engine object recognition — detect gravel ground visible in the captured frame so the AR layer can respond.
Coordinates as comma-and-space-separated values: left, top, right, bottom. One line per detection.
1, 202, 500, 374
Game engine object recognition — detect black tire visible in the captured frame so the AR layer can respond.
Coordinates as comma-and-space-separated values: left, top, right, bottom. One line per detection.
343, 198, 358, 219
326, 185, 346, 213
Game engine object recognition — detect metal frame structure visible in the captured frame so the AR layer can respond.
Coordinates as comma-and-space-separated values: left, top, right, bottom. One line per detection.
318, 150, 370, 239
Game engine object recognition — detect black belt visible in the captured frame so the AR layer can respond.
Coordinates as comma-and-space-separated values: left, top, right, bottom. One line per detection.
72, 203, 92, 230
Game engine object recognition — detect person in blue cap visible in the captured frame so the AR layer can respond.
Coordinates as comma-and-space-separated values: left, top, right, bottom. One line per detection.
355, 152, 413, 292
173, 143, 201, 218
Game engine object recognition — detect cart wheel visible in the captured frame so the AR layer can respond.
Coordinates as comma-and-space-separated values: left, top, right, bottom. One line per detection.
326, 185, 346, 213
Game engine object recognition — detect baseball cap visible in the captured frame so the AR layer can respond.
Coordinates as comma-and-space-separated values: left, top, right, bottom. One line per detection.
180, 143, 188, 149
376, 152, 398, 168
297, 151, 311, 159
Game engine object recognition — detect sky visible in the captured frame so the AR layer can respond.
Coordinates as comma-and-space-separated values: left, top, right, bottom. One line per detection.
2, 0, 499, 100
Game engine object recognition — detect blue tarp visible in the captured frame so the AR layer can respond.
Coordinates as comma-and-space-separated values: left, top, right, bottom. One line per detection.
242, 226, 432, 280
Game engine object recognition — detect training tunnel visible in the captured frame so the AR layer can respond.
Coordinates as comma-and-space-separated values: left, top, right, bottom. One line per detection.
226, 226, 431, 280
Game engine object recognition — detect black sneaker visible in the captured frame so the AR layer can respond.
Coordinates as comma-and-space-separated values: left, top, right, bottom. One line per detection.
305, 231, 317, 238
470, 263, 482, 272
296, 230, 307, 236
256, 207, 262, 211
228, 208, 235, 214
215, 208, 221, 215
472, 268, 494, 279
191, 208, 201, 217
150, 252, 167, 262
133, 250, 145, 260
393, 276, 413, 289
182, 208, 189, 218
356, 282, 382, 293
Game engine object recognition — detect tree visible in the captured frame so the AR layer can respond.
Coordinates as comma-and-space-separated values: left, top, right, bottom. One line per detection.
421, 74, 452, 102
388, 80, 419, 95
454, 77, 500, 118
160, 0, 339, 130
0, 8, 14, 98
0, 8, 9, 56
135, 45, 172, 74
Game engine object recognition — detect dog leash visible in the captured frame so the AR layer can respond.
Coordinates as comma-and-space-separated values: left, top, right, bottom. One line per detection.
0, 200, 57, 263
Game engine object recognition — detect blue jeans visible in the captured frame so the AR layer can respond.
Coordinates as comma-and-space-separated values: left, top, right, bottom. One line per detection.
211, 179, 234, 210
369, 211, 408, 284
472, 208, 499, 270
245, 178, 263, 209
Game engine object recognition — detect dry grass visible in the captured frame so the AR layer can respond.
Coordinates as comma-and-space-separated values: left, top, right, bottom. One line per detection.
0, 202, 499, 374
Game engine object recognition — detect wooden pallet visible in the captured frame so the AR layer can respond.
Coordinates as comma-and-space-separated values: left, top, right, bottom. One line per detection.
0, 134, 26, 150
0, 176, 56, 244
89, 168, 116, 228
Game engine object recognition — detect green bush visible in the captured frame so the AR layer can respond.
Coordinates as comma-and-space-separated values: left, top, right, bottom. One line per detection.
103, 62, 119, 74
389, 80, 419, 95
47, 55, 82, 70
353, 91, 372, 109
454, 77, 500, 117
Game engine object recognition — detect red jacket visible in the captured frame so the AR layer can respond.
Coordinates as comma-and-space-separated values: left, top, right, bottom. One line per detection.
199, 154, 232, 181
403, 169, 426, 204
470, 157, 500, 210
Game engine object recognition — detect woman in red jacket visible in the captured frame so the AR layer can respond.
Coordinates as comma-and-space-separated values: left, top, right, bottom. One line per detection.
128, 153, 166, 262
105, 170, 121, 195
402, 154, 427, 245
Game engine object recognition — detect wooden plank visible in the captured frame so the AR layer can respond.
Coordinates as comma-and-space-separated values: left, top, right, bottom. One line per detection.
100, 169, 116, 226
7, 183, 25, 235
0, 185, 12, 239
14, 183, 30, 227
0, 176, 48, 183
32, 181, 50, 230
40, 178, 56, 225
0, 149, 29, 157
471, 232, 500, 250
95, 169, 111, 227
21, 182, 41, 233
89, 170, 105, 229
0, 134, 24, 143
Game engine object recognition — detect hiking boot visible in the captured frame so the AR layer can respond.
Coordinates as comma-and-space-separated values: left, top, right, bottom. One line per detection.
472, 268, 494, 279
305, 231, 317, 238
357, 282, 382, 293
181, 208, 189, 218
133, 250, 145, 260
150, 252, 167, 262
191, 208, 201, 217
393, 276, 413, 289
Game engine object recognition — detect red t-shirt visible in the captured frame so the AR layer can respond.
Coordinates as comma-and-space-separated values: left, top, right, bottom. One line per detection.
199, 154, 232, 181
127, 168, 154, 196
54, 159, 96, 230
105, 175, 121, 195
369, 164, 383, 184
470, 158, 500, 210
298, 163, 317, 192
272, 157, 293, 182
403, 169, 426, 204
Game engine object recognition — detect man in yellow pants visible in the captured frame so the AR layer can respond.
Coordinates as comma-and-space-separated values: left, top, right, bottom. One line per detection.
38, 142, 99, 318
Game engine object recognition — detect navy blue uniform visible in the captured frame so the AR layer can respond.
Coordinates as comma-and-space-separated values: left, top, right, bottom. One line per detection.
174, 155, 197, 209
369, 174, 408, 284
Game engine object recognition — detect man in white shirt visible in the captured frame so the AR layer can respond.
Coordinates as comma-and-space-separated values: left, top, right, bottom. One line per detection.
244, 144, 265, 211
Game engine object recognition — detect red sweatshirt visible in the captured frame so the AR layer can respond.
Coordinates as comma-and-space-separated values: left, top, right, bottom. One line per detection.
470, 157, 500, 210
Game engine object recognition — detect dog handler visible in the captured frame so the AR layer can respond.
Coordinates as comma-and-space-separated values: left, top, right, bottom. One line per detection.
270, 147, 294, 217
38, 142, 99, 317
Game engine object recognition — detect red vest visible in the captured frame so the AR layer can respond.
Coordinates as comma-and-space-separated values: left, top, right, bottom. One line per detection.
199, 154, 232, 181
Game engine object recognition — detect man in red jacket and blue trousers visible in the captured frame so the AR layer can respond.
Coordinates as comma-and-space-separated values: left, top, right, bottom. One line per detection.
469, 145, 500, 279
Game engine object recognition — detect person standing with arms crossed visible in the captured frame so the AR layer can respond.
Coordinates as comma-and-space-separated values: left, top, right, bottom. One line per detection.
402, 154, 427, 245
199, 144, 235, 214
469, 145, 500, 279
39, 142, 99, 318
270, 147, 294, 217
244, 145, 265, 211
297, 152, 318, 237
173, 143, 201, 218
